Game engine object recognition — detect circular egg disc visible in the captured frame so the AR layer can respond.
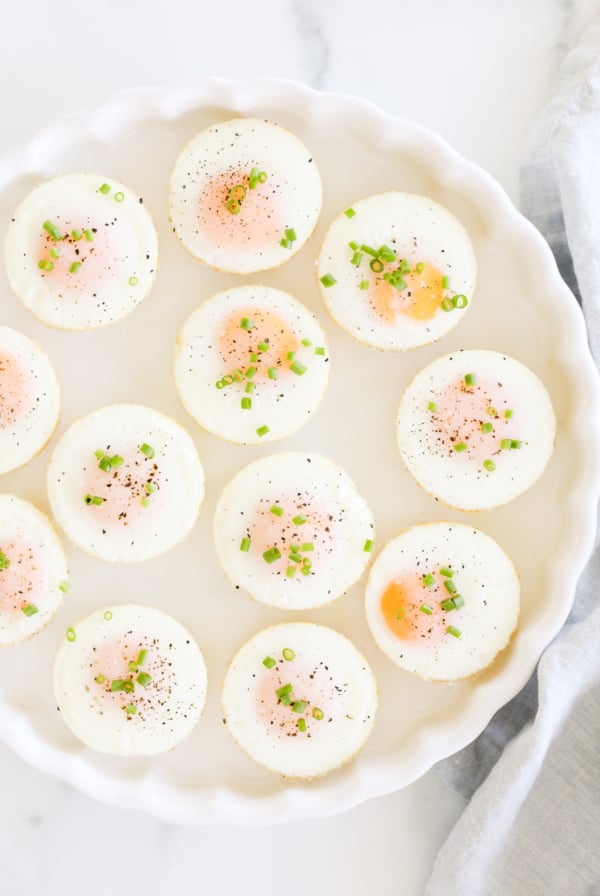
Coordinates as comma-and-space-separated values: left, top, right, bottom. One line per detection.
54, 604, 208, 756
317, 192, 476, 350
169, 118, 322, 274
4, 173, 159, 330
213, 452, 375, 610
174, 285, 330, 445
222, 622, 378, 779
0, 494, 68, 647
396, 349, 556, 511
0, 326, 60, 474
47, 404, 205, 563
365, 522, 520, 682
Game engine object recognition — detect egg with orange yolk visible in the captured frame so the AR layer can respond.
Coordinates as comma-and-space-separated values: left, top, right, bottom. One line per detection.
213, 452, 375, 610
396, 349, 556, 511
54, 604, 207, 756
0, 326, 60, 474
169, 118, 322, 274
222, 622, 377, 778
174, 285, 330, 445
317, 192, 476, 350
4, 173, 159, 330
365, 522, 520, 682
0, 494, 69, 647
47, 404, 204, 563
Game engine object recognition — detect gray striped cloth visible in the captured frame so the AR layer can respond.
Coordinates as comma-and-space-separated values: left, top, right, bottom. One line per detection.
426, 19, 600, 896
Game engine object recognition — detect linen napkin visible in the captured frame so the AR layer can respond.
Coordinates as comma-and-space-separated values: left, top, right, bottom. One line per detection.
425, 19, 600, 896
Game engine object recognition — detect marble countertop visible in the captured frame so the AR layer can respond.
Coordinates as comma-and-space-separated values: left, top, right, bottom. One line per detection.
1, 1, 599, 893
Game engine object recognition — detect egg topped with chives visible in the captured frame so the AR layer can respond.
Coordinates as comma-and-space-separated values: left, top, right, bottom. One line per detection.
47, 404, 204, 563
0, 326, 60, 474
317, 192, 476, 350
222, 622, 377, 778
54, 605, 207, 756
365, 522, 520, 682
4, 173, 159, 330
169, 118, 322, 274
213, 452, 374, 610
0, 494, 69, 647
174, 285, 329, 445
396, 350, 556, 511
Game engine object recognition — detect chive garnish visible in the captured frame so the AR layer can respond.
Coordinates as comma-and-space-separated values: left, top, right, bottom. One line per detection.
454, 442, 468, 452
427, 402, 437, 412
363, 539, 374, 552
422, 573, 436, 587
129, 276, 138, 286
441, 298, 454, 312
69, 261, 82, 274
415, 262, 425, 274
66, 627, 76, 642
447, 625, 462, 638
267, 367, 278, 379
270, 505, 284, 517
359, 280, 369, 290
124, 705, 137, 715
314, 346, 325, 355
38, 259, 54, 272
104, 610, 113, 620
284, 228, 297, 242
441, 275, 450, 289
440, 567, 453, 578
453, 294, 468, 309
240, 317, 253, 331
240, 537, 251, 552
312, 707, 324, 720
114, 192, 125, 203
444, 579, 457, 594
84, 229, 94, 241
137, 649, 147, 665
276, 683, 293, 699
139, 442, 155, 459
95, 675, 106, 684
262, 547, 281, 564
464, 373, 476, 387
59, 580, 70, 593
286, 565, 296, 579
0, 550, 10, 570
344, 207, 356, 218
256, 425, 269, 437
292, 515, 306, 526
263, 656, 276, 669
292, 700, 306, 714
290, 361, 307, 376
297, 718, 307, 732
500, 438, 513, 450
21, 603, 39, 617
137, 671, 152, 688
241, 397, 252, 410
320, 273, 337, 288
301, 543, 314, 552
84, 494, 103, 506
483, 459, 496, 472
111, 679, 124, 692
282, 648, 295, 661
481, 422, 493, 434
420, 604, 433, 615
453, 595, 465, 609
505, 409, 513, 419
98, 183, 111, 194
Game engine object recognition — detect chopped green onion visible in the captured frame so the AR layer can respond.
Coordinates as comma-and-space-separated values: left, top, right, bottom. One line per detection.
95, 674, 106, 684
301, 543, 314, 552
420, 604, 433, 615
59, 580, 70, 593
263, 547, 282, 564
453, 294, 468, 309
292, 700, 306, 714
258, 341, 269, 352
258, 170, 268, 183
69, 261, 82, 274
84, 494, 103, 506
511, 440, 523, 449
505, 409, 513, 419
240, 317, 253, 331
447, 625, 462, 638
427, 402, 437, 412
267, 367, 278, 379
369, 258, 384, 273
483, 459, 496, 472
454, 442, 468, 452
487, 406, 497, 416
128, 276, 138, 286
38, 259, 54, 272
344, 207, 356, 218
98, 183, 111, 194
440, 567, 453, 578
395, 608, 406, 620
453, 595, 465, 609
444, 579, 457, 594
422, 573, 436, 587
145, 481, 156, 495
282, 648, 295, 662
300, 339, 312, 349
140, 496, 151, 508
349, 241, 359, 251
360, 244, 378, 257
284, 228, 297, 242
245, 366, 257, 380
464, 373, 476, 387
110, 454, 124, 468
320, 273, 337, 288
49, 248, 60, 258
481, 422, 493, 434
240, 537, 251, 552
359, 280, 370, 290
43, 220, 62, 240
297, 718, 307, 732
289, 551, 302, 564
114, 192, 125, 203
21, 603, 39, 617
287, 351, 295, 361
111, 679, 124, 692
280, 694, 292, 705
314, 346, 325, 355
98, 456, 112, 473
139, 442, 155, 459
122, 680, 134, 693
292, 515, 307, 526
71, 228, 83, 241
263, 656, 276, 669
441, 598, 456, 612
128, 661, 138, 672
441, 275, 450, 289
270, 505, 284, 517
300, 565, 311, 576
66, 627, 76, 642
0, 550, 10, 570
103, 610, 113, 620
84, 229, 94, 241
124, 705, 137, 715
137, 671, 152, 688
500, 438, 513, 450
230, 184, 246, 201
363, 539, 374, 553
351, 250, 363, 266
241, 396, 252, 410
276, 683, 292, 699
280, 238, 292, 249
399, 259, 411, 273
286, 566, 296, 579
441, 297, 454, 312
290, 361, 307, 376
415, 262, 425, 274
256, 425, 270, 437
312, 707, 324, 720
137, 649, 148, 666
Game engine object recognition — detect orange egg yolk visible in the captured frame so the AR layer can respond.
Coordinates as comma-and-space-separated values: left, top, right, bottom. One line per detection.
0, 352, 29, 426
381, 572, 457, 643
219, 308, 300, 378
197, 169, 283, 252
369, 263, 444, 323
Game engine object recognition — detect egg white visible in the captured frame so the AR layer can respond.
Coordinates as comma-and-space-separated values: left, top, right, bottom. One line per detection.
222, 622, 378, 778
174, 285, 330, 445
4, 173, 159, 330
0, 326, 60, 473
365, 522, 520, 682
47, 404, 204, 563
54, 604, 207, 756
213, 452, 375, 610
396, 349, 556, 510
169, 118, 322, 274
317, 192, 476, 350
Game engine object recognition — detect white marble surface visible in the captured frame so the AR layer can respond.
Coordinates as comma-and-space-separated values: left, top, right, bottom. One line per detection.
1, 0, 599, 893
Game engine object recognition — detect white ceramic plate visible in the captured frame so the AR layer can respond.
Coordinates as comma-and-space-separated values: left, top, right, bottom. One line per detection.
0, 79, 599, 825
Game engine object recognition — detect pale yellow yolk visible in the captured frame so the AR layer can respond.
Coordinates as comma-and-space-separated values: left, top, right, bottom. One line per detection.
219, 308, 300, 377
0, 353, 29, 427
432, 375, 519, 462
0, 537, 50, 615
197, 169, 283, 253
370, 263, 444, 323
381, 574, 450, 643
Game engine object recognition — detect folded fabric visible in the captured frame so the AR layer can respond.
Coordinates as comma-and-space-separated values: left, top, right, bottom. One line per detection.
426, 19, 600, 896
